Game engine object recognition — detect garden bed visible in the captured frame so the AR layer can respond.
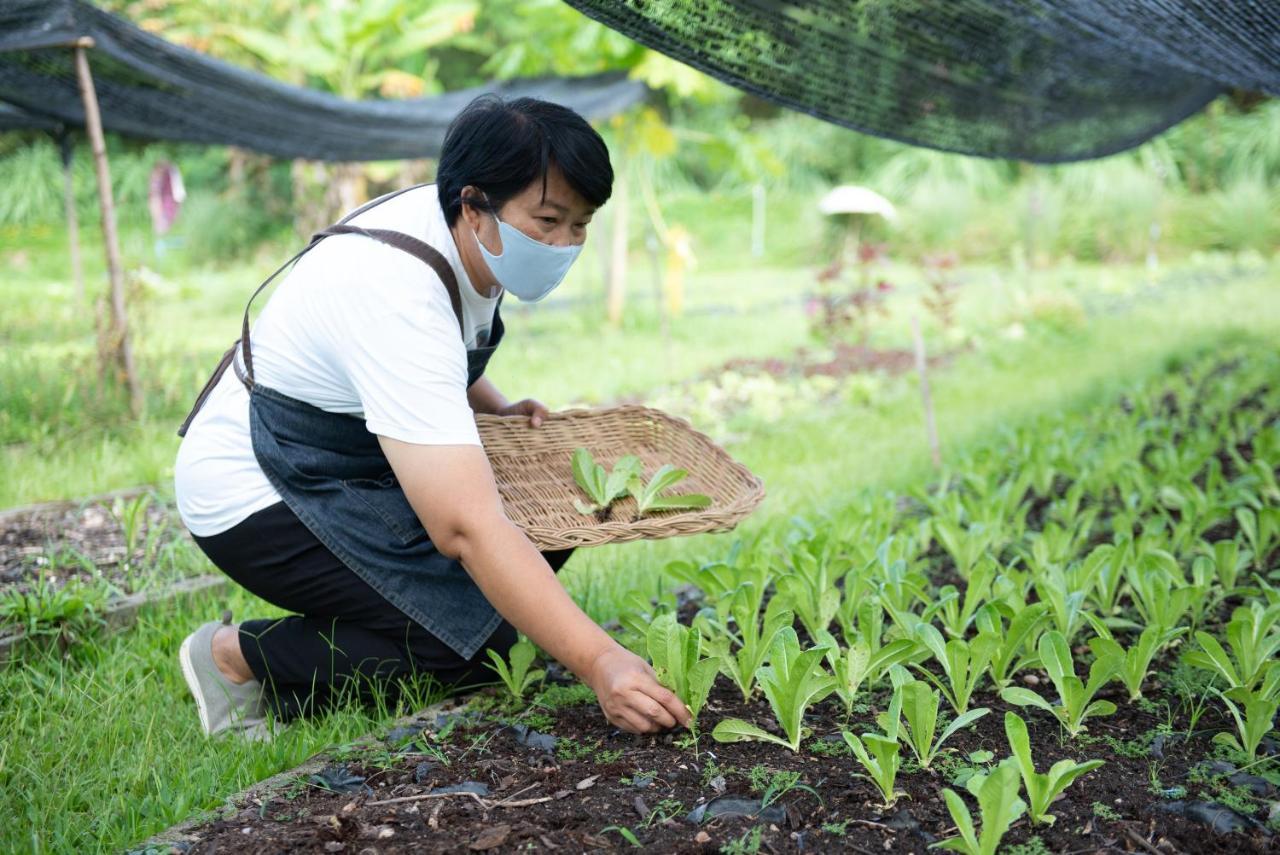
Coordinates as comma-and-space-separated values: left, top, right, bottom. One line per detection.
154, 347, 1279, 854
159, 658, 1276, 854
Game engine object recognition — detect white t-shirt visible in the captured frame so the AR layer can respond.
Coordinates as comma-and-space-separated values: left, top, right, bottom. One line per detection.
174, 185, 500, 537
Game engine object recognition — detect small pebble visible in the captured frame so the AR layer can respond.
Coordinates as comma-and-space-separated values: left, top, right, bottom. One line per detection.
694, 831, 711, 844
377, 827, 394, 840
1022, 674, 1040, 686
241, 827, 251, 835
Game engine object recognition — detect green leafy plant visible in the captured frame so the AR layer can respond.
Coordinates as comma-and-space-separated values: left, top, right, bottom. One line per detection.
572, 448, 642, 515
1182, 602, 1280, 695
712, 628, 836, 752
1000, 631, 1120, 737
932, 759, 1027, 855
1089, 626, 1184, 701
627, 464, 711, 516
977, 602, 1048, 689
887, 679, 990, 770
1004, 712, 1104, 825
484, 637, 545, 703
913, 623, 997, 714
821, 634, 917, 718
647, 613, 720, 727
712, 591, 794, 702
1211, 687, 1280, 762
842, 688, 904, 808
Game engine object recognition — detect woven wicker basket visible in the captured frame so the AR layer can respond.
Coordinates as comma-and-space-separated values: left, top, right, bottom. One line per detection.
476, 405, 765, 550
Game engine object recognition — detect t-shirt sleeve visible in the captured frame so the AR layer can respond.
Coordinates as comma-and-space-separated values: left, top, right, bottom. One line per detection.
337, 268, 480, 446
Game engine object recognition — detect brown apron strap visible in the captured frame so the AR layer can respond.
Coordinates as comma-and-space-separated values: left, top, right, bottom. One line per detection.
176, 342, 236, 437
179, 185, 465, 437
313, 224, 466, 340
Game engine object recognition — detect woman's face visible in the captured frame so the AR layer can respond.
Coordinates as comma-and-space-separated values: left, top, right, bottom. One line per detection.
462, 164, 596, 255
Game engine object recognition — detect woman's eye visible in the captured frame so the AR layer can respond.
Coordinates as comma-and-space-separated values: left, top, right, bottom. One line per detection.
539, 217, 558, 226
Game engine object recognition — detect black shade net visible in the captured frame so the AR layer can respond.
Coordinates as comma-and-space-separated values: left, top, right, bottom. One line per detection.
562, 0, 1280, 163
0, 0, 645, 161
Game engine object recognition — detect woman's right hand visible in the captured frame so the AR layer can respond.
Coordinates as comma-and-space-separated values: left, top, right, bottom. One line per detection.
585, 644, 692, 734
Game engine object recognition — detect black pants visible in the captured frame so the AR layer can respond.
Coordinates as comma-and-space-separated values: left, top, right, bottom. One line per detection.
192, 501, 572, 721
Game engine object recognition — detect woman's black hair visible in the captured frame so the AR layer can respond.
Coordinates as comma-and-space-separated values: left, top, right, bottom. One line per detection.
437, 95, 613, 226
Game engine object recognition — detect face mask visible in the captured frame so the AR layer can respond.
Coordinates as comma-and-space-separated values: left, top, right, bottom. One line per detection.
472, 211, 583, 303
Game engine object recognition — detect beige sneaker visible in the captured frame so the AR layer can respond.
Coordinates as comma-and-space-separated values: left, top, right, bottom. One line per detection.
179, 616, 271, 740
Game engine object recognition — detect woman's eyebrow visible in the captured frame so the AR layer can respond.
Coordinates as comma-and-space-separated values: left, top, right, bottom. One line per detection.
538, 199, 597, 217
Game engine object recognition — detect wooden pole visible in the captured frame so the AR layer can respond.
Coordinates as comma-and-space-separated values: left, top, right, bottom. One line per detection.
73, 39, 142, 416
911, 315, 942, 469
58, 134, 85, 303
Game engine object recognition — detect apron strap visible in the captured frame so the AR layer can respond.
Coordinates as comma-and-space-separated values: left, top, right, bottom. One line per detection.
177, 185, 468, 438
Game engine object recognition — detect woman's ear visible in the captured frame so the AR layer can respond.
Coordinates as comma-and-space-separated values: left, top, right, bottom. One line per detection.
458, 184, 483, 229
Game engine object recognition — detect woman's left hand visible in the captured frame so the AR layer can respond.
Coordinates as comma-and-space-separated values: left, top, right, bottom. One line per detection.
497, 398, 550, 428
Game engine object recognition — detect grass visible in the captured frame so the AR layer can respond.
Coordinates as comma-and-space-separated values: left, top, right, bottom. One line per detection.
2, 208, 1279, 851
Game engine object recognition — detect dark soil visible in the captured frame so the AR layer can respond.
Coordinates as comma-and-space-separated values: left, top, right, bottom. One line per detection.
178, 676, 1276, 854
717, 342, 949, 380
0, 490, 187, 595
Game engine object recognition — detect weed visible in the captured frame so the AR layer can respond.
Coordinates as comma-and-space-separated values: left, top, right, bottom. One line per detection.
720, 826, 763, 855
1091, 801, 1122, 821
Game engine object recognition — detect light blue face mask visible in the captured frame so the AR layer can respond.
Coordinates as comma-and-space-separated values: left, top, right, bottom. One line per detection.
473, 211, 583, 303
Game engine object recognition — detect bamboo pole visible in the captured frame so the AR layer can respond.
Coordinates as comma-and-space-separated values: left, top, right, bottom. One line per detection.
911, 316, 942, 468
58, 134, 85, 302
606, 166, 629, 326
73, 38, 142, 416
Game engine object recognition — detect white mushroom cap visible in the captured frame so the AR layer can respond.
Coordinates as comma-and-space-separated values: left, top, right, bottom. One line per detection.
818, 185, 898, 222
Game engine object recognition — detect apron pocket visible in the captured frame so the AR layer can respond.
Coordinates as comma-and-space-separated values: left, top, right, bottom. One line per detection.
339, 474, 431, 547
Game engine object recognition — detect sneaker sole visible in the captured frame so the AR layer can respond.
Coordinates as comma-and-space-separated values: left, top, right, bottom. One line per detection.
179, 630, 213, 736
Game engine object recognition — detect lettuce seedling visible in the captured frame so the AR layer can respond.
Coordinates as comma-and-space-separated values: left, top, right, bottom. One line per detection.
886, 680, 989, 770
820, 633, 916, 718
842, 687, 904, 808
1000, 630, 1120, 737
572, 448, 642, 516
713, 592, 794, 702
627, 464, 711, 516
1182, 602, 1280, 694
843, 732, 904, 808
1004, 712, 1103, 825
913, 623, 997, 715
1088, 625, 1184, 701
976, 602, 1048, 689
932, 759, 1026, 855
712, 628, 836, 752
647, 613, 720, 726
485, 637, 545, 702
1212, 686, 1280, 762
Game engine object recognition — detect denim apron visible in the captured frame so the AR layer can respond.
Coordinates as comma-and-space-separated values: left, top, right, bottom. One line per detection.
179, 186, 507, 659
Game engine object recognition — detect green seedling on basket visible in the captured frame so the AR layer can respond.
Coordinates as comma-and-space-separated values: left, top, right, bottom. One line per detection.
912, 623, 997, 715
1088, 625, 1184, 701
819, 633, 917, 718
627, 464, 712, 516
1212, 686, 1280, 763
711, 589, 794, 702
646, 613, 720, 727
712, 628, 836, 752
571, 448, 642, 516
842, 687, 904, 808
1000, 630, 1120, 737
885, 679, 989, 771
932, 759, 1026, 855
976, 602, 1048, 689
484, 637, 545, 703
1004, 712, 1103, 826
1182, 602, 1280, 695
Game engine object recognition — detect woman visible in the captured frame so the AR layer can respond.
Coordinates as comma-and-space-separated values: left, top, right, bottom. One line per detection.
174, 95, 689, 739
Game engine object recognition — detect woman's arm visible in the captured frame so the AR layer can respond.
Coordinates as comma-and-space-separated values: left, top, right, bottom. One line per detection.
380, 436, 690, 734
467, 376, 509, 415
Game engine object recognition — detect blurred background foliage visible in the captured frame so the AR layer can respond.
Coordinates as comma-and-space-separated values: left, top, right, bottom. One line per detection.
1, 0, 1277, 266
